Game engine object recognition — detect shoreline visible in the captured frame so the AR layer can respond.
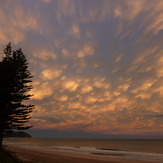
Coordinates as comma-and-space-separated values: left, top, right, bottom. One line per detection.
4, 144, 163, 163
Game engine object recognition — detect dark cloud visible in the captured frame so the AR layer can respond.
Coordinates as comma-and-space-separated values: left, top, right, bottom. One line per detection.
147, 114, 163, 118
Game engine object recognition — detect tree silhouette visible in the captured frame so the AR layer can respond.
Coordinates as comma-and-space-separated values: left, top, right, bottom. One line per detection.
0, 43, 34, 148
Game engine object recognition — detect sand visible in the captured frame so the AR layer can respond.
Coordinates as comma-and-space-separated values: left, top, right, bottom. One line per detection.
4, 145, 159, 163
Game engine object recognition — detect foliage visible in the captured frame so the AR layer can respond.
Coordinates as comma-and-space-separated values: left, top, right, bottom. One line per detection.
0, 43, 34, 147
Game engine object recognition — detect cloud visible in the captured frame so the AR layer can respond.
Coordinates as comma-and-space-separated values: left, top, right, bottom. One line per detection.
0, 0, 40, 44
147, 114, 163, 118
0, 0, 162, 136
77, 44, 95, 58
114, 54, 124, 63
56, 0, 76, 19
85, 96, 97, 104
114, 7, 122, 17
31, 82, 54, 100
81, 85, 93, 94
71, 24, 81, 38
131, 79, 156, 94
41, 69, 62, 80
156, 54, 163, 78
63, 80, 79, 92
34, 50, 57, 61
153, 86, 163, 97
42, 0, 52, 3
144, 0, 163, 35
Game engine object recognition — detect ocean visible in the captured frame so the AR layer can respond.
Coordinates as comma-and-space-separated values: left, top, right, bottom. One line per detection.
4, 138, 163, 154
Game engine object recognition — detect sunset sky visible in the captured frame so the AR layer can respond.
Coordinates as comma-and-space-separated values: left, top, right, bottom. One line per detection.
0, 0, 163, 138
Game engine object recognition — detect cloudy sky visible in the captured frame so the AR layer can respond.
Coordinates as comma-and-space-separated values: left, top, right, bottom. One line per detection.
0, 0, 163, 138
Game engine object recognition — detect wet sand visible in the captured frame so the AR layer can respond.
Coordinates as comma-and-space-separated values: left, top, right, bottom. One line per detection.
5, 145, 158, 163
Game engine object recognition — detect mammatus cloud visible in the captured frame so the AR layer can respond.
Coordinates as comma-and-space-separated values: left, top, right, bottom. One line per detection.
0, 0, 162, 136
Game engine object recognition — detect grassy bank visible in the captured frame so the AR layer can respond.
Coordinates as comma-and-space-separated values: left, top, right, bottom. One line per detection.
0, 148, 21, 163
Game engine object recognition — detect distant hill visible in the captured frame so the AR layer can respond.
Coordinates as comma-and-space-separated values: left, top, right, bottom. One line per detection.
4, 131, 32, 138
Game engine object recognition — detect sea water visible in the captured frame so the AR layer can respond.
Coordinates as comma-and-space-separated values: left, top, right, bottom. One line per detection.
4, 138, 163, 154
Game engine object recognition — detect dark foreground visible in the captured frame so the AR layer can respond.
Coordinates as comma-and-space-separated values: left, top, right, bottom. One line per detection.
2, 145, 157, 163
0, 148, 20, 163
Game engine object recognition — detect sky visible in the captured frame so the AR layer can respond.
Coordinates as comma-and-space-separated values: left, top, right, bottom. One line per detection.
0, 0, 163, 138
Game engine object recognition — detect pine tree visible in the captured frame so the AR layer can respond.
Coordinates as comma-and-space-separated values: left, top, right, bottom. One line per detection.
0, 43, 34, 148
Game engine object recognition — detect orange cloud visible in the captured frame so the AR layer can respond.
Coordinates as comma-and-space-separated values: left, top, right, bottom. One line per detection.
63, 80, 79, 92
1, 0, 162, 136
81, 85, 93, 94
41, 69, 62, 80
31, 82, 54, 100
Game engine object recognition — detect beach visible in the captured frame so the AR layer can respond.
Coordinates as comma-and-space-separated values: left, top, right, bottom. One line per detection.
4, 145, 157, 163
3, 138, 163, 163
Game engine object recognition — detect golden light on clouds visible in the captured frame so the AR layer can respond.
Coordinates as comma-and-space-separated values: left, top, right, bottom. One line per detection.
41, 69, 62, 80
0, 0, 163, 137
63, 80, 79, 92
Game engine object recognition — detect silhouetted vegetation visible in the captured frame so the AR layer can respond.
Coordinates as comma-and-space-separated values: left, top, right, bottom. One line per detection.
0, 43, 34, 149
4, 131, 31, 138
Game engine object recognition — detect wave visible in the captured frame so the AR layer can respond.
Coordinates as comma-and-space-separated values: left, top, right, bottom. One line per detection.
4, 141, 163, 163
40, 146, 163, 162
